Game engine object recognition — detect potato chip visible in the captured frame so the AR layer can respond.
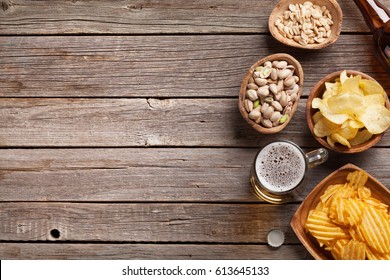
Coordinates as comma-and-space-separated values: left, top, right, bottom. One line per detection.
364, 93, 385, 107
330, 133, 351, 148
366, 246, 390, 260
327, 92, 365, 116
360, 206, 390, 253
314, 117, 342, 138
349, 129, 373, 146
304, 170, 390, 259
331, 238, 350, 260
305, 209, 350, 248
340, 239, 366, 260
337, 123, 359, 140
311, 70, 390, 148
360, 79, 386, 96
347, 170, 368, 189
359, 104, 390, 134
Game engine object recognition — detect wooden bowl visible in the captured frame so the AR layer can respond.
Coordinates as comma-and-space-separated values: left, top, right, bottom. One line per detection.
269, 0, 343, 49
238, 53, 304, 134
306, 70, 390, 153
291, 163, 390, 260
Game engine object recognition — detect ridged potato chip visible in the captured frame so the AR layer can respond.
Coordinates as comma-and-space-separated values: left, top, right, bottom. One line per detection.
311, 71, 390, 148
341, 240, 366, 260
304, 170, 390, 260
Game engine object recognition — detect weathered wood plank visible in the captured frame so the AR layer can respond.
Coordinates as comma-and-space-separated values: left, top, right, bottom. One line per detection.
1, 98, 390, 147
1, 35, 389, 98
0, 202, 300, 243
0, 148, 389, 202
0, 0, 382, 34
0, 243, 309, 259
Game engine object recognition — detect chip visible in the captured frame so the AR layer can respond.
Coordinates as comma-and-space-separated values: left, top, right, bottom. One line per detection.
311, 71, 390, 148
359, 104, 390, 134
340, 239, 366, 260
360, 206, 390, 254
349, 129, 373, 146
304, 170, 390, 259
313, 116, 341, 138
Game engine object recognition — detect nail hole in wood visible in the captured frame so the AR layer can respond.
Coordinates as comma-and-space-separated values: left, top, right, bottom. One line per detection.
50, 229, 60, 239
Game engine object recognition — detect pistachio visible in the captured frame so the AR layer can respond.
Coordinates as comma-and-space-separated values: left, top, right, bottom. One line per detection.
290, 93, 298, 102
253, 99, 260, 109
279, 114, 289, 124
247, 83, 259, 90
263, 106, 275, 119
270, 111, 282, 122
269, 83, 278, 95
264, 96, 274, 103
249, 110, 261, 120
284, 76, 296, 88
244, 99, 253, 112
275, 60, 288, 69
277, 68, 292, 79
261, 118, 273, 128
255, 114, 262, 124
280, 91, 288, 107
260, 66, 272, 78
274, 92, 282, 102
246, 89, 258, 101
254, 78, 268, 86
270, 68, 278, 80
257, 85, 269, 98
260, 102, 269, 114
271, 101, 283, 112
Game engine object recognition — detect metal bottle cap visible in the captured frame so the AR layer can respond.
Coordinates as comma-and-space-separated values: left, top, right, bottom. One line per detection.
267, 229, 285, 248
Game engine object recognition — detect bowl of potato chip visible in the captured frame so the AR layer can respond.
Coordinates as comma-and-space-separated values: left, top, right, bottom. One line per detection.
291, 164, 390, 260
306, 70, 390, 153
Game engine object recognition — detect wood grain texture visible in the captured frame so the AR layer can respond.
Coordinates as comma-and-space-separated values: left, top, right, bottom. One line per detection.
0, 243, 309, 259
0, 148, 389, 202
0, 202, 300, 243
1, 35, 389, 98
0, 0, 383, 34
1, 98, 390, 147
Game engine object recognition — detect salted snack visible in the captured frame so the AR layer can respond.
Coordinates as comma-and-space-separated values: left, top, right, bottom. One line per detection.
311, 70, 390, 148
304, 170, 390, 260
274, 1, 334, 46
244, 60, 300, 128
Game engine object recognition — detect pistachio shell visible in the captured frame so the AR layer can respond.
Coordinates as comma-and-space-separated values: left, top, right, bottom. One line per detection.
269, 83, 278, 95
257, 85, 269, 98
248, 110, 261, 120
271, 101, 283, 111
254, 78, 268, 86
244, 99, 253, 112
261, 119, 273, 128
247, 83, 259, 90
246, 89, 258, 101
277, 69, 292, 79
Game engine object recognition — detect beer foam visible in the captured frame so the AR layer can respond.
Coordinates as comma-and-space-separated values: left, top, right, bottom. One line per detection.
255, 141, 306, 192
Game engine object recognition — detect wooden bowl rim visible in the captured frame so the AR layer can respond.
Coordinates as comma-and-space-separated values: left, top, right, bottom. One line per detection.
290, 163, 390, 260
268, 0, 343, 50
238, 53, 304, 134
306, 70, 390, 153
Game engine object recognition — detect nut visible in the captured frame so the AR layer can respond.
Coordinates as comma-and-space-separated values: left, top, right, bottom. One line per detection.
243, 58, 300, 129
274, 1, 334, 46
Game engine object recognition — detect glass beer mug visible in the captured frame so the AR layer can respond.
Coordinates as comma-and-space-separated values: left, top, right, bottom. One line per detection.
250, 140, 329, 204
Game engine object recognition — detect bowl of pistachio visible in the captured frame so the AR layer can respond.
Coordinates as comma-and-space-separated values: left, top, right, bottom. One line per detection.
238, 53, 304, 134
269, 0, 343, 49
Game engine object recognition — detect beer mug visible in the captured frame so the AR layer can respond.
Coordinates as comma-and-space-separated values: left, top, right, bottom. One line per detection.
250, 140, 328, 204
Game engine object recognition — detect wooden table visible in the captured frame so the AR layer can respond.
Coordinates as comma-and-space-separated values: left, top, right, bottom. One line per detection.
0, 0, 389, 260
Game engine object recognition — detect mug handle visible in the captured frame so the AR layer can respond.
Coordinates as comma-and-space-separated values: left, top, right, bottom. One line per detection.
305, 148, 328, 168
